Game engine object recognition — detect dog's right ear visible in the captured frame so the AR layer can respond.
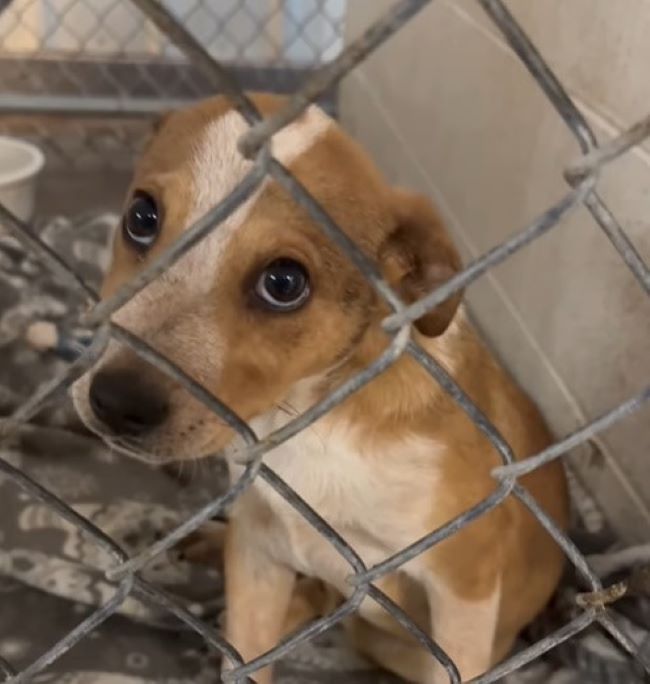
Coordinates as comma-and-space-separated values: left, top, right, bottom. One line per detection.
151, 110, 174, 135
140, 111, 174, 158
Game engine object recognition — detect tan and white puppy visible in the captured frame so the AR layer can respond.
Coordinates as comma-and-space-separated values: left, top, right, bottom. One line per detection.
72, 93, 569, 684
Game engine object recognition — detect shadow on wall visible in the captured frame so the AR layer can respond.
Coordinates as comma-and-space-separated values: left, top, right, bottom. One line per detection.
340, 0, 650, 543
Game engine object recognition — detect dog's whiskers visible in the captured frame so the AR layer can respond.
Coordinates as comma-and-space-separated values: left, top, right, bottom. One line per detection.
107, 435, 161, 463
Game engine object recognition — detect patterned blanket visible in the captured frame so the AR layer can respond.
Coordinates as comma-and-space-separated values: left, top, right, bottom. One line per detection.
0, 213, 647, 683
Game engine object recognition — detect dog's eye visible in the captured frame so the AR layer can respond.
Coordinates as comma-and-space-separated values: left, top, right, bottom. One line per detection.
123, 192, 159, 251
255, 258, 310, 311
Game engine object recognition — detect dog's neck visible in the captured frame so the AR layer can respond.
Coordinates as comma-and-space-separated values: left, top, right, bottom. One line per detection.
285, 308, 487, 442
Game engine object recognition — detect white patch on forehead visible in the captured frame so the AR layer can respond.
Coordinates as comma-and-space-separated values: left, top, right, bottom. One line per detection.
111, 104, 332, 335
177, 104, 333, 288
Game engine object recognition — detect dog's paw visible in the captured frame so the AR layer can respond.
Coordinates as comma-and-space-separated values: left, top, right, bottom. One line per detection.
174, 519, 227, 567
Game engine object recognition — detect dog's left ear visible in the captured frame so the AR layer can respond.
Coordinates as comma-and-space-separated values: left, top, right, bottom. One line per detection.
379, 189, 463, 337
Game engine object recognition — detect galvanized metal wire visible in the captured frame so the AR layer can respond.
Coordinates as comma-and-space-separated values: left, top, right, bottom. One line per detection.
0, 0, 344, 168
1, 0, 650, 682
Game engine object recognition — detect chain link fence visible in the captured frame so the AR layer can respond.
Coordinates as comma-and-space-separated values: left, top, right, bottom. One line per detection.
1, 0, 650, 682
0, 0, 343, 169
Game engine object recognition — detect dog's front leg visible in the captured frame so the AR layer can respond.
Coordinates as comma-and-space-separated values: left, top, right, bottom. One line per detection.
423, 572, 501, 684
223, 515, 296, 684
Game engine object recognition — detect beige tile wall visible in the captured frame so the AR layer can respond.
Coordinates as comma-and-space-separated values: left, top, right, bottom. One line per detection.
340, 0, 650, 541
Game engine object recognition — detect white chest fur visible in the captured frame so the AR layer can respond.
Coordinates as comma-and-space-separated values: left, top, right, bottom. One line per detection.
227, 405, 442, 593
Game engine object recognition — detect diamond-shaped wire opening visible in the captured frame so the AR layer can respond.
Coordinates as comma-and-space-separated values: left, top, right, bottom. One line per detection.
283, 0, 337, 64
0, 0, 46, 54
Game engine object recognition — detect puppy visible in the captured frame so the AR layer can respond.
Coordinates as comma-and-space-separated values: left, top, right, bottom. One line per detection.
72, 93, 569, 683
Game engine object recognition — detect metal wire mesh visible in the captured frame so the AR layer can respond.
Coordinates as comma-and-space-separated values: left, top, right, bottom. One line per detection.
0, 0, 343, 169
1, 0, 650, 682
0, 0, 345, 96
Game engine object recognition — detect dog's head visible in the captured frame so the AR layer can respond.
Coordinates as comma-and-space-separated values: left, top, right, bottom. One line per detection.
72, 93, 462, 464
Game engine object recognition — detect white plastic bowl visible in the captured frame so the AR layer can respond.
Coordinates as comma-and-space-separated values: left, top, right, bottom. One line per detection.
0, 136, 45, 224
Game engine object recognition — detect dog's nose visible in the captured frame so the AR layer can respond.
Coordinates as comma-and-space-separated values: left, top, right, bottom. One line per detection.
89, 369, 168, 435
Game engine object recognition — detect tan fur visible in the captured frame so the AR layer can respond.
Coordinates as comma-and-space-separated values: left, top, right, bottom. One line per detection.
72, 93, 569, 683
